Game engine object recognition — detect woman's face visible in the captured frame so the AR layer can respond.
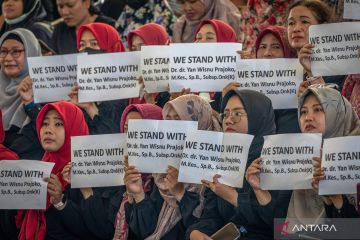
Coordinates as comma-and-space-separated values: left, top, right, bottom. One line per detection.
287, 6, 319, 51
299, 94, 326, 134
195, 24, 217, 43
40, 109, 65, 152
222, 96, 248, 134
0, 39, 25, 78
130, 35, 145, 51
124, 111, 142, 133
182, 0, 206, 21
2, 0, 23, 19
79, 30, 100, 52
256, 33, 284, 59
56, 0, 90, 28
165, 106, 181, 120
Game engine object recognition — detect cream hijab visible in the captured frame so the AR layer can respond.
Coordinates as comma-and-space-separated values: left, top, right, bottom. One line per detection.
287, 86, 360, 226
0, 28, 42, 131
146, 94, 221, 240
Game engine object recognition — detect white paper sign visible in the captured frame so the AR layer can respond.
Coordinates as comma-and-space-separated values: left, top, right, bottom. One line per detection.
141, 45, 169, 93
260, 133, 322, 190
236, 58, 303, 109
0, 160, 54, 209
127, 120, 198, 173
344, 0, 360, 20
309, 22, 360, 76
28, 54, 82, 103
71, 134, 127, 188
169, 43, 241, 92
77, 52, 141, 102
178, 131, 253, 187
319, 136, 360, 195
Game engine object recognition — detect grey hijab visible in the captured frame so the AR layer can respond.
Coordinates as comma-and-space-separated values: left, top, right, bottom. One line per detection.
287, 86, 360, 227
0, 28, 42, 131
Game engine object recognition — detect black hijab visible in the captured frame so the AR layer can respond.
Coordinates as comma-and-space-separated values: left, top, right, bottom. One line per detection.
221, 89, 276, 164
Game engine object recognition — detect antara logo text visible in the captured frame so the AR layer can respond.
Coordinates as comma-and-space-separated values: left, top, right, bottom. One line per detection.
275, 221, 337, 235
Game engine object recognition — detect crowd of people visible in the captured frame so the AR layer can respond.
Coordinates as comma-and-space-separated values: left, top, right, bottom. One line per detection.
0, 0, 359, 239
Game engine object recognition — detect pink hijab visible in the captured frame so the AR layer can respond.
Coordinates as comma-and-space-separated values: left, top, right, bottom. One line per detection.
114, 104, 163, 240
146, 95, 221, 240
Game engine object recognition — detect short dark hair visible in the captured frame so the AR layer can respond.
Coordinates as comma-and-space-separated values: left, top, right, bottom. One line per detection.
287, 0, 333, 24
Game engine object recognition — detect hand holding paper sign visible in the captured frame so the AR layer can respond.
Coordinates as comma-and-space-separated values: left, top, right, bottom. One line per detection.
45, 173, 63, 206
124, 156, 145, 203
312, 156, 344, 209
61, 162, 72, 184
68, 83, 99, 119
201, 175, 238, 207
164, 166, 185, 201
246, 158, 272, 206
245, 158, 261, 191
298, 43, 314, 75
222, 82, 240, 98
17, 76, 34, 104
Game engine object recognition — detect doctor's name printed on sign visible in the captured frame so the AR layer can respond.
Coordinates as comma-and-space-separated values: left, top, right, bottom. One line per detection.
71, 134, 127, 188
126, 119, 198, 173
0, 160, 54, 209
309, 22, 360, 76
77, 51, 141, 102
169, 43, 241, 92
319, 136, 360, 195
28, 54, 82, 103
236, 58, 303, 109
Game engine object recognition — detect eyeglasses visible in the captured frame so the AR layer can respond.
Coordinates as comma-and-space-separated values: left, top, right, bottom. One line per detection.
0, 48, 25, 58
220, 111, 247, 123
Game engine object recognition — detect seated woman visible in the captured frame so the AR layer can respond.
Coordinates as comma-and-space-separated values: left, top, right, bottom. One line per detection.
127, 23, 171, 107
188, 90, 291, 239
288, 85, 359, 226
287, 0, 347, 93
113, 103, 163, 239
0, 28, 44, 160
16, 101, 91, 239
172, 19, 238, 113
0, 110, 20, 240
172, 0, 241, 43
68, 22, 128, 135
51, 0, 115, 54
0, 0, 52, 47
124, 94, 221, 240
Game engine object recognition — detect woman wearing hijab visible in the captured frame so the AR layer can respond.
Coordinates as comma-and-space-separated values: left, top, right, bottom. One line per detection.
0, 28, 44, 160
287, 86, 360, 227
188, 90, 291, 239
16, 101, 92, 240
67, 22, 128, 135
172, 0, 241, 43
191, 19, 237, 113
124, 95, 221, 240
0, 109, 20, 240
257, 26, 299, 134
287, 0, 346, 94
172, 19, 237, 112
0, 0, 52, 47
51, 0, 115, 54
126, 23, 171, 108
112, 103, 163, 240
